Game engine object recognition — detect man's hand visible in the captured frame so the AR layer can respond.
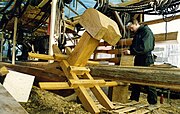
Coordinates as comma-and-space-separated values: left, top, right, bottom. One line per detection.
123, 50, 130, 55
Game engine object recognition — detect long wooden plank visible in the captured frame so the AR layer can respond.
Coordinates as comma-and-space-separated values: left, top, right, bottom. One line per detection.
143, 15, 180, 25
54, 53, 69, 60
129, 109, 149, 114
91, 85, 114, 110
76, 86, 100, 113
98, 31, 179, 47
91, 58, 120, 64
154, 31, 179, 42
69, 79, 106, 87
28, 52, 54, 60
94, 49, 126, 54
114, 107, 137, 113
98, 38, 132, 46
69, 66, 90, 75
39, 81, 118, 90
0, 84, 28, 114
39, 82, 74, 90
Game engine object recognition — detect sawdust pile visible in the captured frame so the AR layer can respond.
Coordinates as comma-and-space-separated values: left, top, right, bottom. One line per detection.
20, 86, 90, 114
20, 86, 180, 114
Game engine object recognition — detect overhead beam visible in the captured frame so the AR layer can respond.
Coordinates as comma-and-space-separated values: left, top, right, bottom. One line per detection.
98, 31, 179, 47
143, 15, 180, 25
38, 0, 49, 8
110, 0, 142, 7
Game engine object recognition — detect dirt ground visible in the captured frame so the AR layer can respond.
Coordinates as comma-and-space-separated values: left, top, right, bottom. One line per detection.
138, 92, 180, 114
20, 86, 180, 114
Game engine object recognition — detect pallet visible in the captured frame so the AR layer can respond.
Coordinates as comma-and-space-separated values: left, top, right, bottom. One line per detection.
97, 101, 160, 114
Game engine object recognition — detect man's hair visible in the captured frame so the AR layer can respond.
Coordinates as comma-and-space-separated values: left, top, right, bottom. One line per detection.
126, 18, 139, 27
129, 18, 139, 24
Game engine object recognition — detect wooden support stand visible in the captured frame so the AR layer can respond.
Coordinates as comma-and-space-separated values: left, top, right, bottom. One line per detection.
109, 82, 130, 103
29, 8, 121, 114
108, 55, 134, 103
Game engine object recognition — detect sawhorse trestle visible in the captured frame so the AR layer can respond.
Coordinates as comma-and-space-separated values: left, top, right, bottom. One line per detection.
60, 60, 114, 113
29, 8, 121, 113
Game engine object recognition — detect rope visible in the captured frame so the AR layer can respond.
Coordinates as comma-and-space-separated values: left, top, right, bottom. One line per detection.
162, 13, 175, 40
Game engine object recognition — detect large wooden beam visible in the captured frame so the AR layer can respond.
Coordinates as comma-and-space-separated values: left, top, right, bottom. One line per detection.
2, 62, 180, 91
0, 62, 66, 82
89, 65, 180, 90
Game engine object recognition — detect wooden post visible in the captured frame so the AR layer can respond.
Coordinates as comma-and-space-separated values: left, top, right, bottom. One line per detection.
108, 54, 134, 103
49, 0, 58, 63
0, 32, 3, 61
12, 17, 18, 65
109, 82, 130, 103
67, 32, 99, 66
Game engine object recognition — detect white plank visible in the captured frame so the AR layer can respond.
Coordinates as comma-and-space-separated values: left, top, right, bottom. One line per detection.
3, 70, 35, 102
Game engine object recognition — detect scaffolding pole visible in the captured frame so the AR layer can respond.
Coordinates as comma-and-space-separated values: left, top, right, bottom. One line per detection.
12, 17, 18, 65
48, 0, 58, 63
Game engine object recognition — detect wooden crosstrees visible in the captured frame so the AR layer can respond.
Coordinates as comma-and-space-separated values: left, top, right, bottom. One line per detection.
29, 8, 121, 114
59, 60, 115, 113
39, 81, 118, 90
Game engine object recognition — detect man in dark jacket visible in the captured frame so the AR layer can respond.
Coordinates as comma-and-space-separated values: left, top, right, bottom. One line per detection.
123, 18, 157, 105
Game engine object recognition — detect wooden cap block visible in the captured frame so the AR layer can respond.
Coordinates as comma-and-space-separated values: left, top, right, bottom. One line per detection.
79, 8, 121, 46
0, 66, 9, 76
